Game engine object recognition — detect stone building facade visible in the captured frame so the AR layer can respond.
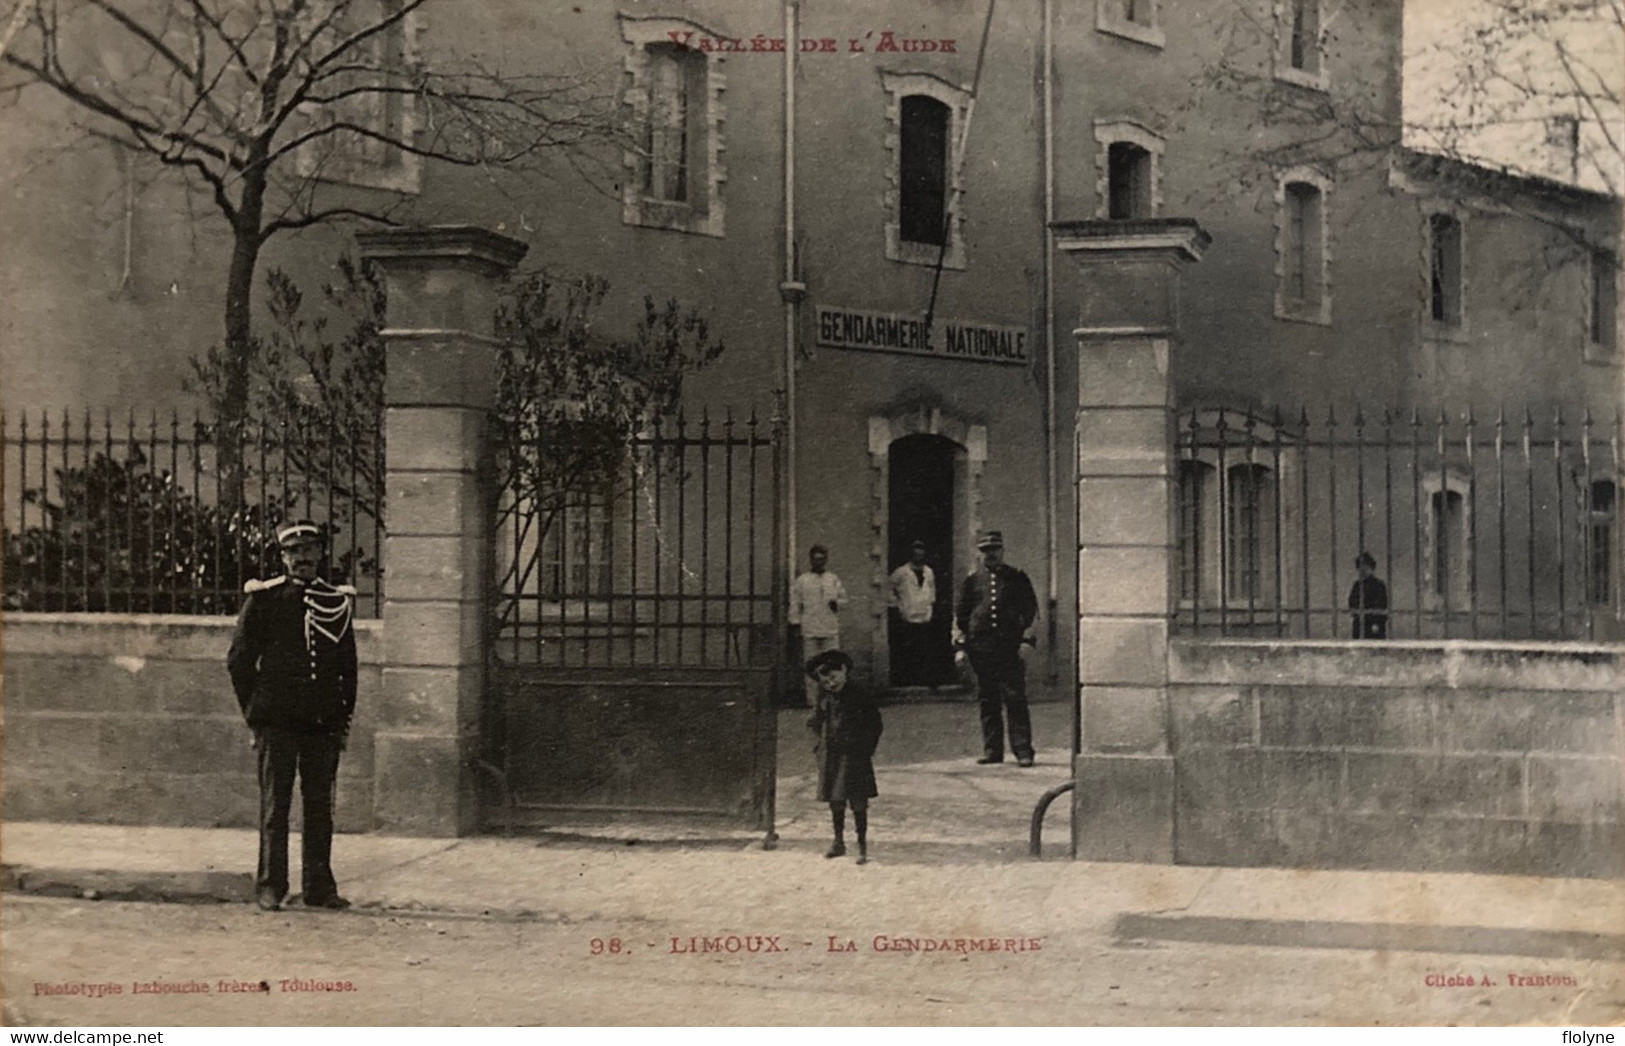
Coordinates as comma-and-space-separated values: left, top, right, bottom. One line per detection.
1, 0, 1619, 690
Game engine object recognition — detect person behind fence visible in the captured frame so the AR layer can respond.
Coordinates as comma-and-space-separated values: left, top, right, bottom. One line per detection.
1348, 551, 1389, 639
228, 519, 358, 912
888, 538, 937, 686
789, 544, 848, 707
954, 529, 1039, 767
805, 649, 883, 865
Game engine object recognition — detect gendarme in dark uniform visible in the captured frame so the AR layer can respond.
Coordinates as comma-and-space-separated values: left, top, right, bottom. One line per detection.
228, 520, 357, 911
954, 529, 1039, 766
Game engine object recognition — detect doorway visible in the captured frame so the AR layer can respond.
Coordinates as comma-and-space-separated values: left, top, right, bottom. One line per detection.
887, 434, 958, 686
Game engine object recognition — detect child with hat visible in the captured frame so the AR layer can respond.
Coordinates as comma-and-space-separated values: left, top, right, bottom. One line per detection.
805, 649, 884, 864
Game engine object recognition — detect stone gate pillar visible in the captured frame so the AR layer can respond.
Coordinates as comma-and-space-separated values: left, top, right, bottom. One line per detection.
1056, 219, 1209, 862
357, 226, 528, 836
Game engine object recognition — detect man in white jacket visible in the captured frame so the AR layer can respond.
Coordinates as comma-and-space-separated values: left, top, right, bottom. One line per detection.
887, 539, 936, 686
790, 544, 847, 706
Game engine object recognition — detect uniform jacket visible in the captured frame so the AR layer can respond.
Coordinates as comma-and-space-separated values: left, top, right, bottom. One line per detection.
228, 576, 357, 734
955, 563, 1038, 656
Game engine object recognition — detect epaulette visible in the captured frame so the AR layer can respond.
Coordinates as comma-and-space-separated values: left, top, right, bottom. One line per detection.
243, 576, 288, 594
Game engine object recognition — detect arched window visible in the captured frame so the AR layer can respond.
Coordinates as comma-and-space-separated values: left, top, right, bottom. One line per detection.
1227, 463, 1277, 605
1177, 460, 1215, 604
1285, 183, 1323, 305
1094, 120, 1165, 221
1589, 479, 1617, 606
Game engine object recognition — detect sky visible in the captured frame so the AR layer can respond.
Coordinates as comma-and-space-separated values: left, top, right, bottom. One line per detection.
1403, 0, 1623, 194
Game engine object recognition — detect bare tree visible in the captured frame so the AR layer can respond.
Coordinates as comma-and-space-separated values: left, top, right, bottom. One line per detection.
1187, 0, 1621, 211
0, 0, 620, 493
1408, 0, 1621, 197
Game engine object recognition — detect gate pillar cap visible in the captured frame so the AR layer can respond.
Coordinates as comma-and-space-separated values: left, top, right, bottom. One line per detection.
1056, 219, 1210, 338
1053, 218, 1211, 264
357, 225, 529, 277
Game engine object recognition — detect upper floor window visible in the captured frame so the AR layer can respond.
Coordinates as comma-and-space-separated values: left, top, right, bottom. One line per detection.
1108, 144, 1152, 219
1097, 0, 1164, 48
297, 0, 420, 193
643, 45, 704, 204
620, 17, 726, 237
899, 95, 950, 246
1276, 170, 1331, 325
882, 72, 970, 269
1428, 212, 1464, 328
1275, 0, 1327, 89
1547, 115, 1581, 182
1590, 248, 1618, 358
1094, 120, 1164, 221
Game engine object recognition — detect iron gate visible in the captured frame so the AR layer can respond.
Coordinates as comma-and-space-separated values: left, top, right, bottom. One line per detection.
486, 410, 785, 832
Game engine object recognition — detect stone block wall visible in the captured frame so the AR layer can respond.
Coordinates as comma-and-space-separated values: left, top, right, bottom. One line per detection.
3, 615, 383, 831
1169, 640, 1624, 878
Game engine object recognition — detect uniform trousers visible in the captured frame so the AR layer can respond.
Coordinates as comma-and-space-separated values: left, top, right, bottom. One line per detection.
255, 727, 343, 901
967, 647, 1033, 761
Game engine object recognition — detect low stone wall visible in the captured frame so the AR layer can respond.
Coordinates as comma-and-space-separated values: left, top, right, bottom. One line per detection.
1169, 640, 1624, 878
3, 614, 383, 831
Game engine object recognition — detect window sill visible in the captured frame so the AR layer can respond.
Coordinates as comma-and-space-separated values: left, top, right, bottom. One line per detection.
1275, 300, 1331, 327
886, 226, 966, 270
1179, 602, 1285, 615
1273, 66, 1329, 92
623, 198, 725, 238
302, 158, 422, 196
1584, 341, 1619, 365
1422, 322, 1470, 345
1096, 18, 1165, 50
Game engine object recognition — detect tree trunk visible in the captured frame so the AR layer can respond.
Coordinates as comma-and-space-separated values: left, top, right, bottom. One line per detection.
217, 175, 266, 513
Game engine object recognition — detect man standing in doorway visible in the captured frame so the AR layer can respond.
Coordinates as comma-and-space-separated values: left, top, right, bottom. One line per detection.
790, 544, 848, 707
954, 529, 1038, 767
228, 520, 358, 912
888, 538, 937, 686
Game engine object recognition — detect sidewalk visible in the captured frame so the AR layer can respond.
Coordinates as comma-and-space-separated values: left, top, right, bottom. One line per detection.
6, 696, 1624, 967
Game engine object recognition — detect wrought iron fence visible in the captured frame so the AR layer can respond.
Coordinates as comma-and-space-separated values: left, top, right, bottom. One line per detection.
492, 409, 783, 667
1175, 405, 1621, 641
2, 409, 384, 616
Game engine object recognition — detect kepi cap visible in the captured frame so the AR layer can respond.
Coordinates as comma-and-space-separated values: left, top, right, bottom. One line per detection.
975, 529, 1004, 550
276, 520, 323, 548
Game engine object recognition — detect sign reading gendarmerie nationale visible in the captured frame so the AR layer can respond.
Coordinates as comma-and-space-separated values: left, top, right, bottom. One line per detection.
815, 305, 1029, 366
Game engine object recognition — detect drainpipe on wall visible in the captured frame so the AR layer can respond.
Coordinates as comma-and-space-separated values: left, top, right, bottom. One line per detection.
781, 0, 804, 581
1041, 0, 1065, 706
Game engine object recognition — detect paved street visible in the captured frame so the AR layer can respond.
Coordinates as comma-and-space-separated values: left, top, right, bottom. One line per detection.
6, 869, 1620, 1026
4, 701, 1623, 1026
